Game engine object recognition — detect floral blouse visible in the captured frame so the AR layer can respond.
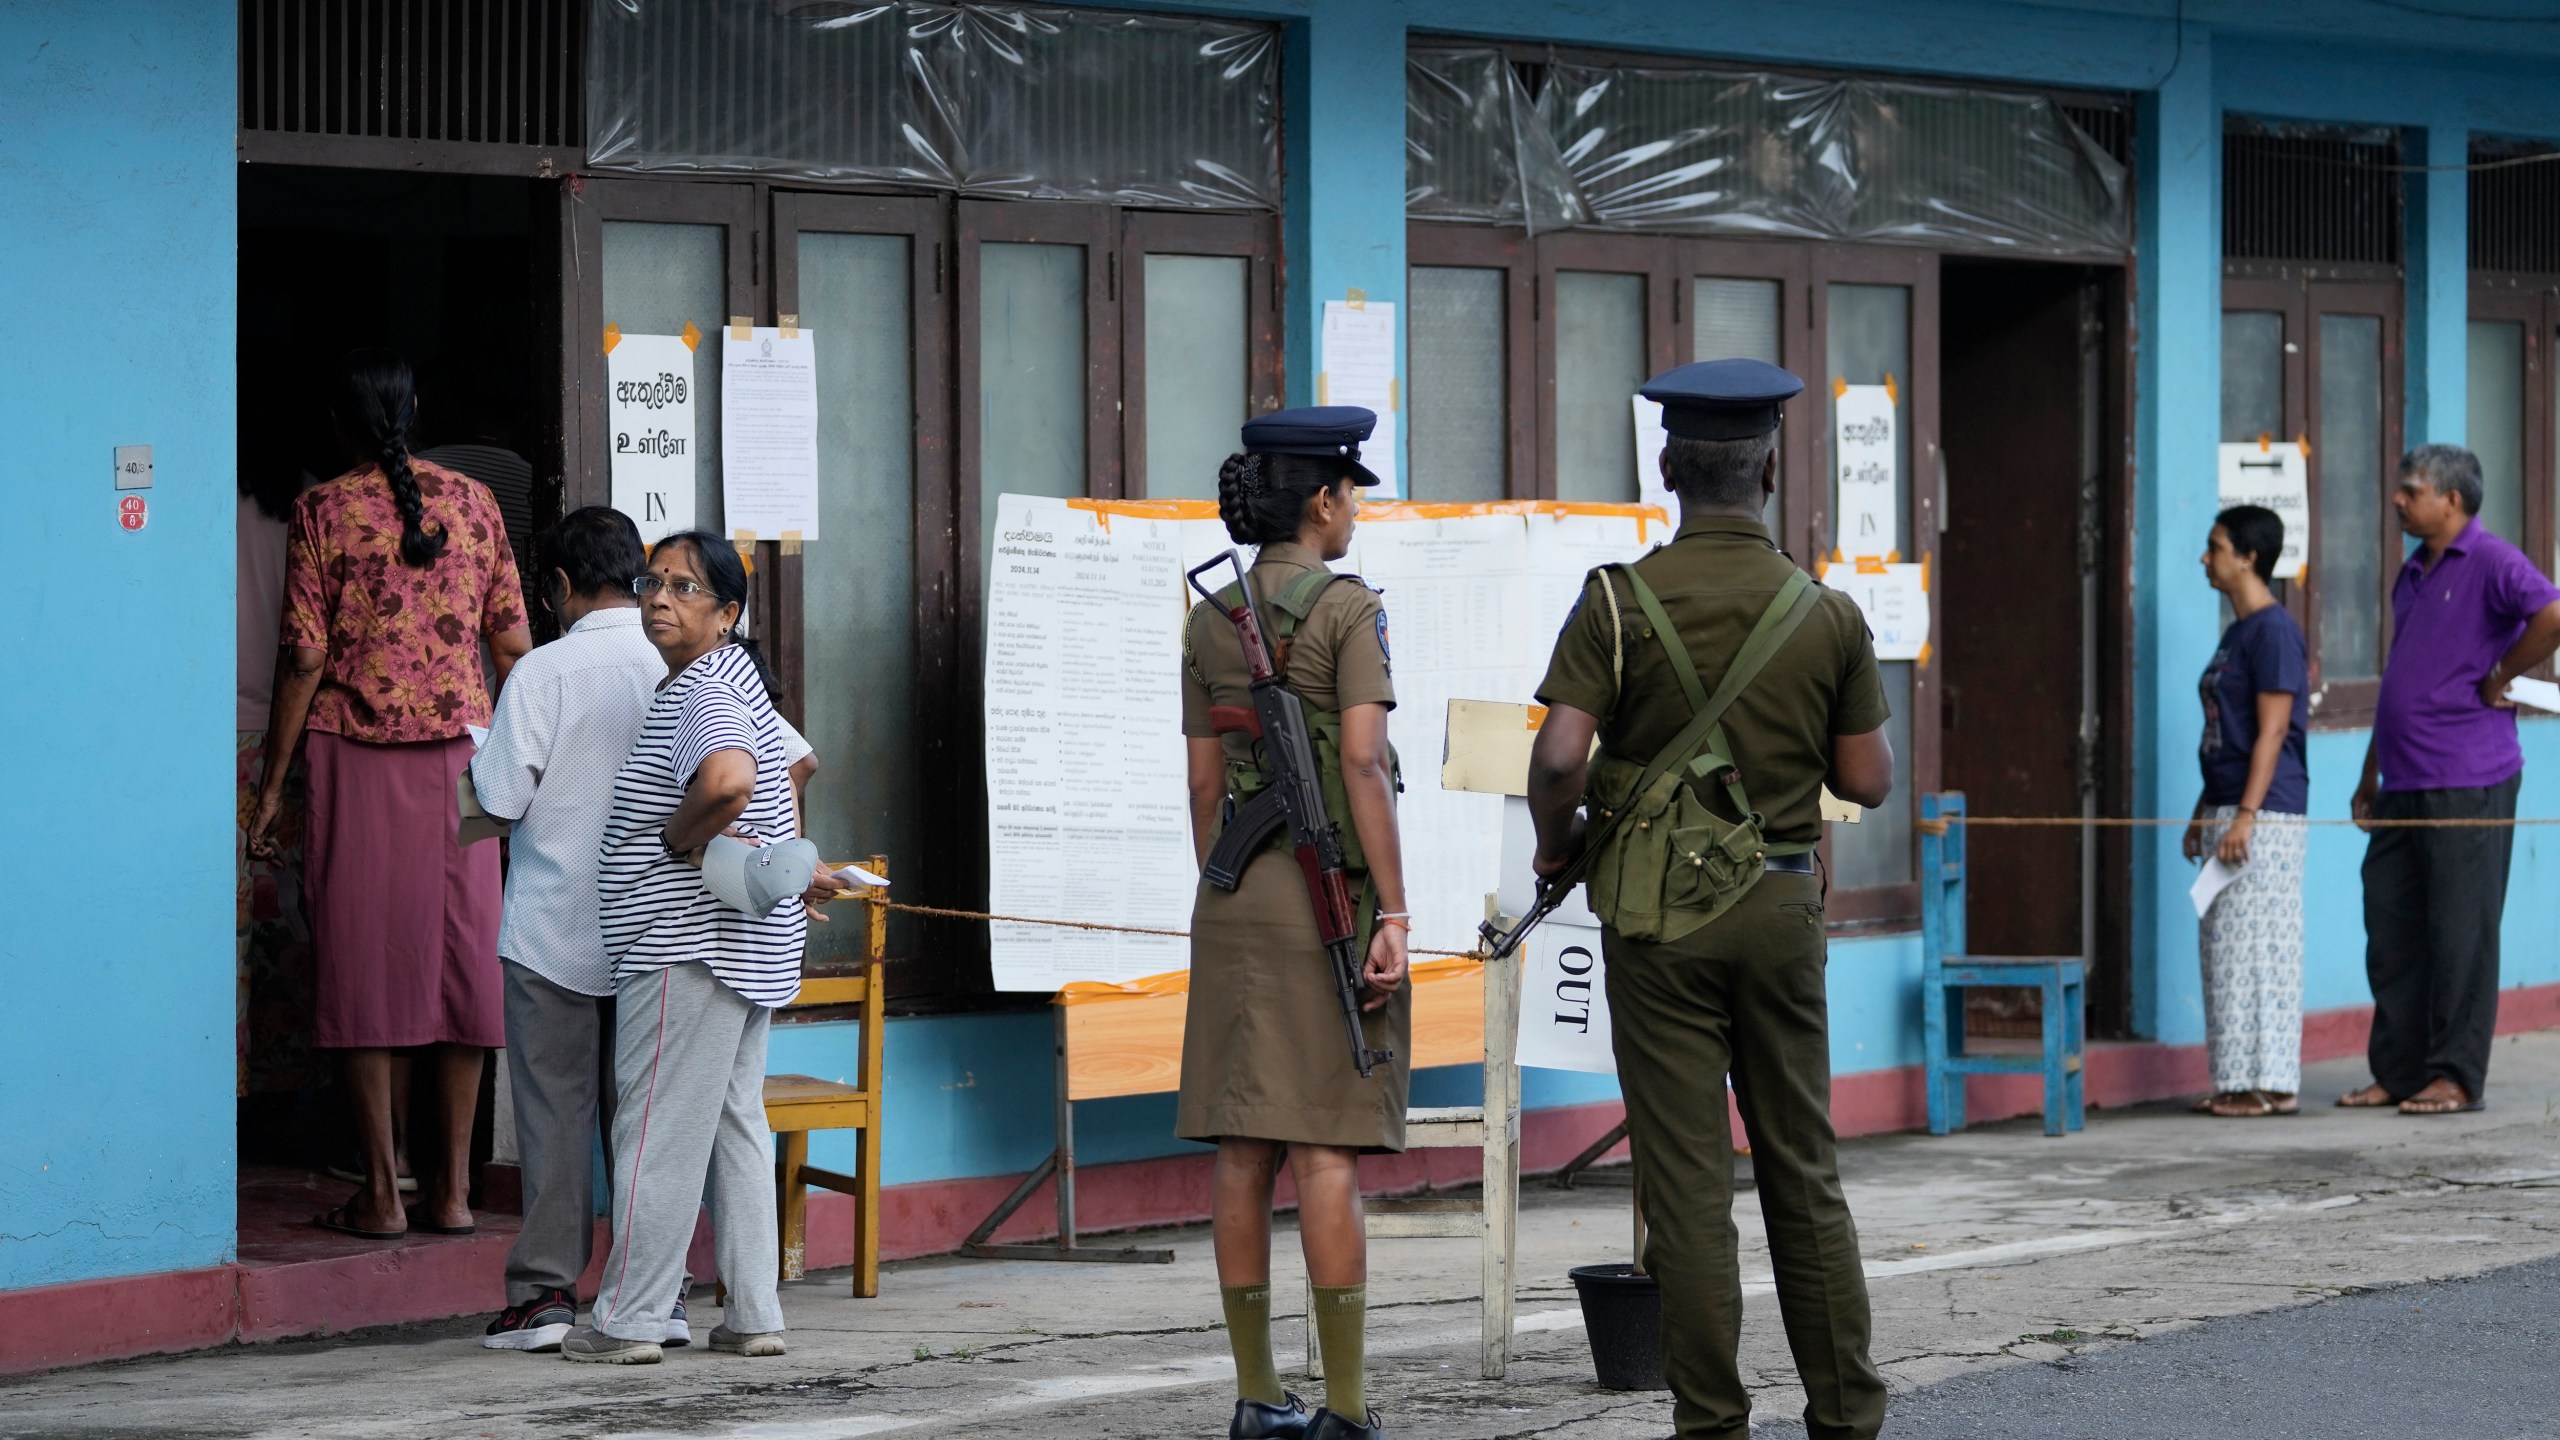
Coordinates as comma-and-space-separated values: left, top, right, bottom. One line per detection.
281, 459, 528, 744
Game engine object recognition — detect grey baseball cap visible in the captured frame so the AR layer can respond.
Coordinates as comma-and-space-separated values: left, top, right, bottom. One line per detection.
702, 834, 820, 918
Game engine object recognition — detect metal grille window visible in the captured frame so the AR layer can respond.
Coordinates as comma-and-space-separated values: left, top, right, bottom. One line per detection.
2471, 138, 2560, 274
2222, 121, 2403, 266
240, 0, 583, 148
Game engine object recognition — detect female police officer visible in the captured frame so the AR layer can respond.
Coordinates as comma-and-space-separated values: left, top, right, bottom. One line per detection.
1177, 407, 1409, 1440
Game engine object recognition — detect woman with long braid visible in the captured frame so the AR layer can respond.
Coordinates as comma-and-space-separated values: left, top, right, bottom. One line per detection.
248, 349, 533, 1240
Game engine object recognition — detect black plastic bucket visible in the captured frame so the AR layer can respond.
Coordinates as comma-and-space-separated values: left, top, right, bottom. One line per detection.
1568, 1263, 1667, 1391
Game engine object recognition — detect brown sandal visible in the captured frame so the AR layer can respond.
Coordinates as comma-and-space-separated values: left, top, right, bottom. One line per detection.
2210, 1091, 2296, 1118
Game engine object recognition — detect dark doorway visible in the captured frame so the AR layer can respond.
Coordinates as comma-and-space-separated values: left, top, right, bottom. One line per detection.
1938, 258, 2128, 1038
235, 164, 548, 1184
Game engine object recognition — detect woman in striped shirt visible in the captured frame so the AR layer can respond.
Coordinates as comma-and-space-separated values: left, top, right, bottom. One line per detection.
567, 530, 846, 1364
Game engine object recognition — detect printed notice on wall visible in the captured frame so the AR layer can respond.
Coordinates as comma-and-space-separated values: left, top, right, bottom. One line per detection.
1516, 919, 1616, 1074
1319, 299, 1400, 497
1834, 381, 1899, 559
1825, 559, 1932, 662
722, 326, 821, 539
606, 330, 698, 542
2216, 439, 2310, 581
981, 496, 1214, 991
1632, 395, 1670, 497
982, 497, 1668, 993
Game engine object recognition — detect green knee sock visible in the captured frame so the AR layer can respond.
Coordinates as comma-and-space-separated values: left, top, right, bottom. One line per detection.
1310, 1283, 1367, 1419
1219, 1284, 1285, 1405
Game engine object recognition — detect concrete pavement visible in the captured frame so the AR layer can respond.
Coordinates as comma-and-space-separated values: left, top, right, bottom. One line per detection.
6, 1031, 2558, 1438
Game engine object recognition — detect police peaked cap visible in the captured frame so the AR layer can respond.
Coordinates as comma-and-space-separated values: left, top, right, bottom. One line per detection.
1640, 358, 1806, 441
1241, 405, 1384, 487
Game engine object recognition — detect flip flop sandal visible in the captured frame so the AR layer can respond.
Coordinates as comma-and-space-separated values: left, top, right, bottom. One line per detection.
312, 1203, 406, 1241
2211, 1092, 2279, 1118
2335, 1086, 2402, 1108
412, 1221, 478, 1236
2254, 1090, 2301, 1116
2398, 1094, 2484, 1116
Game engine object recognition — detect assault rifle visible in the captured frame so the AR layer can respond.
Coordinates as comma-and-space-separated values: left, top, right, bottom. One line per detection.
1186, 550, 1393, 1080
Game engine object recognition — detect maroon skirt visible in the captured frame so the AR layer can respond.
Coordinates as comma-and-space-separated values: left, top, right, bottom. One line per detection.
303, 732, 504, 1049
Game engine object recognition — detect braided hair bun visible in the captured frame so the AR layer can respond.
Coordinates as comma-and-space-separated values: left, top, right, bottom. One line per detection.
1214, 450, 1354, 546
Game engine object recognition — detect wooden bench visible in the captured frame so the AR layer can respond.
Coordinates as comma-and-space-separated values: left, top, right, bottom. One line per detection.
762, 853, 889, 1296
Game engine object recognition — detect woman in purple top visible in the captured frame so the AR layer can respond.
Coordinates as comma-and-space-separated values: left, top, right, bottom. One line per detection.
2182, 506, 2309, 1118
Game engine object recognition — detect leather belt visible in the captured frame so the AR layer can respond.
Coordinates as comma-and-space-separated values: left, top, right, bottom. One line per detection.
1763, 852, 1818, 875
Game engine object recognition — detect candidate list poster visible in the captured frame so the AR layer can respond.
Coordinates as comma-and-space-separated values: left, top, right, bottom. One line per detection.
982, 496, 1211, 991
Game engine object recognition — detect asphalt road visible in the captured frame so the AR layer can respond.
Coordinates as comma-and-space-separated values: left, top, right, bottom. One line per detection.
1763, 1255, 2560, 1439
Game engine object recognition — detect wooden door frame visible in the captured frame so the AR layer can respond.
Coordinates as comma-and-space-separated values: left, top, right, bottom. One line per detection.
1808, 244, 1941, 930
1670, 238, 1816, 557
2469, 278, 2557, 584
1534, 230, 1677, 501
1408, 222, 1539, 500
1118, 210, 1283, 498
564, 177, 761, 515
2302, 277, 2404, 725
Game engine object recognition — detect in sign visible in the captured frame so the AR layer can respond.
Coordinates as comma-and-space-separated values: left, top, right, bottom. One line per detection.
119, 494, 148, 531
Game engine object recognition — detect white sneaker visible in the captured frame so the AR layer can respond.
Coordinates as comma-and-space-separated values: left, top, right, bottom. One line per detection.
662, 1279, 691, 1348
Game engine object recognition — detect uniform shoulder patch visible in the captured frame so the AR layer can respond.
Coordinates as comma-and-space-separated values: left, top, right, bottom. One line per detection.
1374, 607, 1392, 663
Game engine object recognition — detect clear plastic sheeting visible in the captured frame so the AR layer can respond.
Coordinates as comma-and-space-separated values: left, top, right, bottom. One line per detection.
1405, 48, 1584, 234
587, 2, 1280, 210
1408, 47, 2129, 257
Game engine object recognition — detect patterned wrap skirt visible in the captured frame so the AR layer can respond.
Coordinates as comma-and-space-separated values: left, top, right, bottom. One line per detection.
2196, 807, 2307, 1095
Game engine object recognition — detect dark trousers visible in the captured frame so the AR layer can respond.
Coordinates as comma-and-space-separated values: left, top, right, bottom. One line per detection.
1603, 872, 1886, 1440
2361, 774, 2520, 1103
500, 960, 615, 1304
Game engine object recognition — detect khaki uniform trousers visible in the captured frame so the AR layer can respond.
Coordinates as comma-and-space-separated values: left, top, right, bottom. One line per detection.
1602, 870, 1886, 1440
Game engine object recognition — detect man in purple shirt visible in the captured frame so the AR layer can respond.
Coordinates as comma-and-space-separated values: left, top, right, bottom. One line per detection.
2342, 445, 2560, 1116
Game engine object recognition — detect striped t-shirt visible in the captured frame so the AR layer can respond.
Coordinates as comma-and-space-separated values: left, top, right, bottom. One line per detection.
598, 642, 807, 1006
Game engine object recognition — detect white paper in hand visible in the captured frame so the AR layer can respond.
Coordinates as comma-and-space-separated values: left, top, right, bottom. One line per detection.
832, 864, 890, 889
2189, 856, 2244, 918
2503, 675, 2560, 714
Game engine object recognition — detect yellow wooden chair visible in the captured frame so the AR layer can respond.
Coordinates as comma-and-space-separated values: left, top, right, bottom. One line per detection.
762, 853, 889, 1297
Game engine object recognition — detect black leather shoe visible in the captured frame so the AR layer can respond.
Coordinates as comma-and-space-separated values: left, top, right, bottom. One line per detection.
1305, 1407, 1386, 1440
1231, 1391, 1314, 1439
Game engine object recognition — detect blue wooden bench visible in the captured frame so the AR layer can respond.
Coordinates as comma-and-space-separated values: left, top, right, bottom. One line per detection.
1918, 792, 2085, 1137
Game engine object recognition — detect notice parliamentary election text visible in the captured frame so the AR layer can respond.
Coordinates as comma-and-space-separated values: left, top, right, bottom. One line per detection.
2216, 440, 2310, 580
722, 326, 822, 539
981, 497, 1220, 991
1833, 382, 1899, 559
606, 331, 698, 542
1320, 299, 1400, 497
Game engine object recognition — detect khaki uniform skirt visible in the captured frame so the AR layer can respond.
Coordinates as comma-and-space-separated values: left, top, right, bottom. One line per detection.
1174, 844, 1411, 1152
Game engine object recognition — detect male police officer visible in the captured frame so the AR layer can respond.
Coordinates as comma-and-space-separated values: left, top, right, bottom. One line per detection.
1526, 359, 1895, 1439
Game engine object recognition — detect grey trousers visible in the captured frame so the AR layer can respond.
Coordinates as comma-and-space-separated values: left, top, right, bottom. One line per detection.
2362, 774, 2520, 1103
594, 960, 783, 1341
499, 960, 615, 1305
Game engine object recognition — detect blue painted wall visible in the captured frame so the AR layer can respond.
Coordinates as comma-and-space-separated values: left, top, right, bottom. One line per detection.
0, 3, 239, 1289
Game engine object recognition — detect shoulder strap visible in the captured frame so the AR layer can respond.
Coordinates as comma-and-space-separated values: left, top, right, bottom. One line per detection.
1270, 569, 1357, 625
1585, 569, 1821, 849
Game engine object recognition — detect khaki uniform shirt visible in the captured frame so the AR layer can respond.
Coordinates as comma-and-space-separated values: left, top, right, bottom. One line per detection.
1182, 542, 1396, 744
1535, 514, 1888, 847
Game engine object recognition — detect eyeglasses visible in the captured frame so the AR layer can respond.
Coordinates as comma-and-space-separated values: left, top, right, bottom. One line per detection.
631, 575, 712, 600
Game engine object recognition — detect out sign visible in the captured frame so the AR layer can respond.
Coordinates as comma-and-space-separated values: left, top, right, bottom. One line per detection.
119, 494, 148, 532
